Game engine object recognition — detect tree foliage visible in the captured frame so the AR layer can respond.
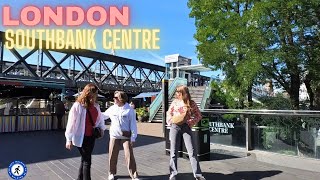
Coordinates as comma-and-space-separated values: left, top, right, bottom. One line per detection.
189, 0, 320, 109
210, 80, 240, 108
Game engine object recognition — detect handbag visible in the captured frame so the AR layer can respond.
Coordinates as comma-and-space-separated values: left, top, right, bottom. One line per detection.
122, 130, 131, 138
172, 110, 187, 125
87, 109, 102, 139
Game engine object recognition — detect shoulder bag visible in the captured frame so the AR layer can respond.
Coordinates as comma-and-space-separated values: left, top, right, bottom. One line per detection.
87, 109, 102, 139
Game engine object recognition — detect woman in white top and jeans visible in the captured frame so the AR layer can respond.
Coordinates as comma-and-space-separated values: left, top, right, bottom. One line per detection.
65, 83, 106, 180
167, 85, 206, 180
103, 91, 139, 180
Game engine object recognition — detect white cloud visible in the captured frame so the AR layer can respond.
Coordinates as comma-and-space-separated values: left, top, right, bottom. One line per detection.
147, 51, 165, 62
147, 51, 164, 66
116, 50, 165, 66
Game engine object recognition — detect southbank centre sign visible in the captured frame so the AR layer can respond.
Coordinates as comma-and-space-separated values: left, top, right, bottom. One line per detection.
209, 122, 235, 134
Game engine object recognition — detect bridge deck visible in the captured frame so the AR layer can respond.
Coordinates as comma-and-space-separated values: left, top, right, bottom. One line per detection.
0, 123, 320, 180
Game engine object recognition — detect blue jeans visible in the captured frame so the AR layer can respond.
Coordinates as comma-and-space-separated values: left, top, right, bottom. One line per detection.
169, 123, 202, 178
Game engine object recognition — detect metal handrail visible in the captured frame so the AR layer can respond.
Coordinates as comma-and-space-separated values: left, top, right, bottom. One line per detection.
149, 78, 187, 121
200, 81, 212, 109
201, 109, 320, 117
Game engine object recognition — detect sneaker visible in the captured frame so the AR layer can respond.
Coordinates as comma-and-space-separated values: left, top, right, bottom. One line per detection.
108, 174, 115, 180
169, 175, 176, 180
132, 178, 140, 180
195, 176, 206, 180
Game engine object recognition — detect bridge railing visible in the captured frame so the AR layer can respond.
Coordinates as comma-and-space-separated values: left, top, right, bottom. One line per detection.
201, 109, 320, 160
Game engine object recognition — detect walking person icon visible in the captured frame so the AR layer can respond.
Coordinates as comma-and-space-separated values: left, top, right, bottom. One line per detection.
14, 166, 20, 175
8, 161, 27, 179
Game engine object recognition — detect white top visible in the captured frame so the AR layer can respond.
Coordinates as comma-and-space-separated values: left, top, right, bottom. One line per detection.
103, 103, 138, 142
65, 102, 107, 147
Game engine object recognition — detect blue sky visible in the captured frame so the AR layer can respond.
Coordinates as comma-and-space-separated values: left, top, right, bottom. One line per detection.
0, 0, 216, 77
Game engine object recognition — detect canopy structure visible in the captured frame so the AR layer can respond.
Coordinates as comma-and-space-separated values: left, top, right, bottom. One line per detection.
133, 92, 159, 99
170, 64, 212, 72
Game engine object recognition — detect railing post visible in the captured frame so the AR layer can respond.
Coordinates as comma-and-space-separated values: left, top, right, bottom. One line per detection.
162, 79, 168, 136
246, 115, 252, 151
15, 99, 19, 132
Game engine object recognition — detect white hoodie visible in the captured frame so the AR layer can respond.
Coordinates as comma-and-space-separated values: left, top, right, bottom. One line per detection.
103, 103, 138, 142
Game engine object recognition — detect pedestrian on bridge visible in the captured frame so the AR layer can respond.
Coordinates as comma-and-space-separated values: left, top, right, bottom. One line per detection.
166, 85, 206, 180
103, 91, 139, 180
65, 83, 106, 180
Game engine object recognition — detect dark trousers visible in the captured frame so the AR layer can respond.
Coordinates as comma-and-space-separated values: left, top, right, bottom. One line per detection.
57, 114, 64, 130
77, 136, 95, 180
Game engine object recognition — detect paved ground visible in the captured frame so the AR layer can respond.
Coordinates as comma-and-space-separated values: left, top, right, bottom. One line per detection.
1, 123, 320, 180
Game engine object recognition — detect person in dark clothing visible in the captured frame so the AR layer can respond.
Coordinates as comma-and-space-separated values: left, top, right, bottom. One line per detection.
55, 99, 66, 130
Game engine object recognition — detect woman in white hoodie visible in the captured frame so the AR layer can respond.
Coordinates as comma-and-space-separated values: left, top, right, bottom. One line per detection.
65, 83, 106, 180
103, 91, 139, 180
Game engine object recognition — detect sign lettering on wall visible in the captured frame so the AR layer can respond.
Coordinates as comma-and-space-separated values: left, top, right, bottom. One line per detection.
209, 122, 234, 134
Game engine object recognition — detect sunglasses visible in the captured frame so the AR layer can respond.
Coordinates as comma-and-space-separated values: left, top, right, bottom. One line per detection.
90, 87, 98, 93
113, 96, 119, 99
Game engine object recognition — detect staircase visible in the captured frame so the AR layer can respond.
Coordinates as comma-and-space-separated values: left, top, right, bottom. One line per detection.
151, 86, 207, 122
189, 86, 207, 108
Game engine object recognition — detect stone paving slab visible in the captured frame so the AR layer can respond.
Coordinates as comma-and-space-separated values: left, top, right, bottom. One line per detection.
1, 130, 320, 180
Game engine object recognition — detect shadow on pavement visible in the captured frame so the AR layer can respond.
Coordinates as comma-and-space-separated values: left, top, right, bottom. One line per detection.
202, 170, 282, 180
209, 152, 242, 161
176, 150, 243, 162
0, 130, 163, 169
115, 170, 282, 180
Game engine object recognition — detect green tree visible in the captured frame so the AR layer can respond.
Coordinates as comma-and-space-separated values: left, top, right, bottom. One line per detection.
189, 0, 320, 109
210, 80, 239, 108
253, 0, 320, 109
188, 0, 267, 108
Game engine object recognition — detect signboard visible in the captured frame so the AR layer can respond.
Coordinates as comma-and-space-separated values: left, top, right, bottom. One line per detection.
164, 54, 179, 63
209, 121, 235, 134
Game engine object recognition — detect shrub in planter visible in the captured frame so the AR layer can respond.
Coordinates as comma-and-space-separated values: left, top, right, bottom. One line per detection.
136, 107, 148, 122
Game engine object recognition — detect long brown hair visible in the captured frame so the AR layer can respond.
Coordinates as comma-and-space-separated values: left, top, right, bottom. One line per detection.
176, 85, 192, 110
76, 83, 98, 108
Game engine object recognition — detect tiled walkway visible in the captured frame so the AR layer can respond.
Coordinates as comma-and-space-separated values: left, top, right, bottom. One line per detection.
1, 128, 320, 179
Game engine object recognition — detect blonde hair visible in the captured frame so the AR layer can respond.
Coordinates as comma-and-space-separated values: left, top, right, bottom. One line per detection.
76, 83, 98, 108
176, 85, 191, 110
114, 91, 128, 103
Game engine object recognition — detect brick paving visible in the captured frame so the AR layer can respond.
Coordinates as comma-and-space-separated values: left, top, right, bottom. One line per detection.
0, 122, 320, 180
